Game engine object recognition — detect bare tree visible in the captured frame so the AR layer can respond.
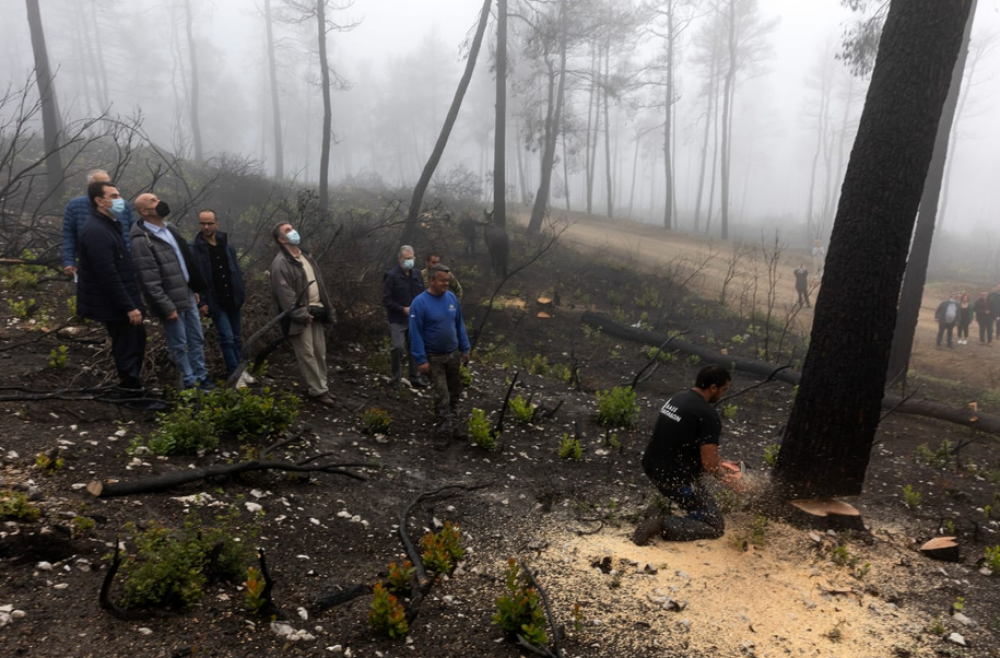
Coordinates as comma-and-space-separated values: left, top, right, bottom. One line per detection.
264, 0, 285, 179
24, 0, 64, 201
183, 0, 204, 161
495, 0, 509, 227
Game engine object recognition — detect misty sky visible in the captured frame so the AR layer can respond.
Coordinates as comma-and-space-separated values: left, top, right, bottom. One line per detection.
3, 0, 999, 237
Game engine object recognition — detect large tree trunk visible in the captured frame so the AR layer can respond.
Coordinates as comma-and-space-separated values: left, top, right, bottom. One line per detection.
662, 3, 674, 230
184, 0, 203, 161
515, 118, 528, 204
527, 0, 568, 235
264, 0, 284, 179
775, 0, 974, 498
316, 0, 332, 217
585, 44, 597, 215
602, 37, 613, 219
562, 132, 571, 211
399, 0, 491, 245
88, 3, 110, 110
493, 0, 508, 227
885, 0, 977, 388
25, 0, 64, 201
705, 69, 721, 236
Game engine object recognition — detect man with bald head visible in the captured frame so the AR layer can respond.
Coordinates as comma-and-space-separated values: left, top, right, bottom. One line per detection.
130, 193, 212, 390
63, 169, 135, 276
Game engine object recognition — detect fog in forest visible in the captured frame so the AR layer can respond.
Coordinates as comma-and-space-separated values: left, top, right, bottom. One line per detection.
3, 0, 1000, 246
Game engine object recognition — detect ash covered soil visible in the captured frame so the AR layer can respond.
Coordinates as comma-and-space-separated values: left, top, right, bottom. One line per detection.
2, 220, 999, 658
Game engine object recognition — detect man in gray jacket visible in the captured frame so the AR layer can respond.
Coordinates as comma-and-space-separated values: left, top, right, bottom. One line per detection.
130, 193, 211, 389
270, 222, 336, 407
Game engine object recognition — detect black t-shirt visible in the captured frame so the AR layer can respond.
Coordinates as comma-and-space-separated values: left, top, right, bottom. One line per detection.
641, 389, 722, 489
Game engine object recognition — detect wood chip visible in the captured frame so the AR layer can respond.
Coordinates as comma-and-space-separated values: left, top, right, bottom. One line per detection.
86, 481, 103, 497
789, 499, 860, 517
537, 312, 552, 319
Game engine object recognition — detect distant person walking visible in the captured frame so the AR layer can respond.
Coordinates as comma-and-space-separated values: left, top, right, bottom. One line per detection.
989, 284, 1000, 339
409, 263, 471, 450
934, 294, 959, 349
192, 209, 253, 387
63, 169, 135, 276
975, 291, 993, 345
811, 239, 826, 278
794, 265, 811, 308
957, 292, 972, 345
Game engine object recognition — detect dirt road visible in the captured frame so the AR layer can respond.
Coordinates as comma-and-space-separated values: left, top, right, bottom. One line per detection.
515, 208, 983, 383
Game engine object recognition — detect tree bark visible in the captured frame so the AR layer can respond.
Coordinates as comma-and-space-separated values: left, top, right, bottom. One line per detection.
264, 0, 284, 179
693, 48, 717, 233
885, 0, 977, 388
719, 0, 736, 240
493, 0, 508, 227
25, 0, 63, 201
527, 0, 568, 235
662, 2, 675, 230
585, 43, 597, 215
183, 0, 203, 161
775, 0, 974, 498
399, 0, 491, 245
602, 35, 613, 219
316, 0, 332, 217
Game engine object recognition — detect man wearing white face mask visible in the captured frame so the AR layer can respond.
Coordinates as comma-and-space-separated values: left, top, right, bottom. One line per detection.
270, 222, 336, 407
382, 245, 426, 389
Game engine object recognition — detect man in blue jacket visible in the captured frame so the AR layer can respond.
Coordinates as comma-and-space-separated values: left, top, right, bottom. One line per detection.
76, 181, 147, 398
191, 209, 253, 387
382, 245, 427, 389
409, 263, 471, 449
63, 170, 135, 276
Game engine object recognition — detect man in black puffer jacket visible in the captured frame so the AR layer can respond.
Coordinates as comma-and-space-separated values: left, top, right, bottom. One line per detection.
130, 193, 211, 390
77, 181, 147, 395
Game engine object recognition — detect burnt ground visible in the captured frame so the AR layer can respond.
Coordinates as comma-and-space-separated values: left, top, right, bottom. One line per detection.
1, 222, 999, 658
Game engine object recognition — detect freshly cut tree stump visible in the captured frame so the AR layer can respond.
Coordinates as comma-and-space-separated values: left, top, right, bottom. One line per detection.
919, 536, 960, 562
790, 499, 861, 517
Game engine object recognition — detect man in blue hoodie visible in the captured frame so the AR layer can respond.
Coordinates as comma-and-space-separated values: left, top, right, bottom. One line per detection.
409, 264, 471, 449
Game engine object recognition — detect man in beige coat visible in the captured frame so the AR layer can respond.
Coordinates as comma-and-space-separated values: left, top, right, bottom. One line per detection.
269, 222, 336, 407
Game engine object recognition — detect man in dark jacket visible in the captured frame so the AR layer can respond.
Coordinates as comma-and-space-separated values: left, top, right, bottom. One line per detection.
130, 193, 211, 390
934, 294, 959, 349
975, 290, 993, 345
192, 209, 252, 387
63, 169, 135, 276
269, 222, 336, 407
989, 284, 1000, 339
382, 245, 426, 389
633, 365, 741, 544
76, 181, 146, 396
793, 264, 810, 308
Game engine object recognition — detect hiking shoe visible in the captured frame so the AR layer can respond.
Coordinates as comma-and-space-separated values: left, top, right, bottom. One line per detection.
632, 513, 666, 546
313, 392, 337, 408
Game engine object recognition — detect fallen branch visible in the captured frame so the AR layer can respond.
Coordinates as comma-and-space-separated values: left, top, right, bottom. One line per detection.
583, 311, 1000, 437
256, 547, 283, 619
313, 584, 371, 614
99, 538, 173, 621
520, 562, 564, 658
88, 457, 367, 498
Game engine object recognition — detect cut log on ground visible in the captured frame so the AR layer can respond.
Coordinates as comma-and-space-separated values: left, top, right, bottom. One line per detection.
919, 536, 960, 562
582, 312, 1000, 437
790, 499, 861, 517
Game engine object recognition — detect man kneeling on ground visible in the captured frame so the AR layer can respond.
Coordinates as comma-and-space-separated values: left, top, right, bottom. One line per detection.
633, 365, 742, 544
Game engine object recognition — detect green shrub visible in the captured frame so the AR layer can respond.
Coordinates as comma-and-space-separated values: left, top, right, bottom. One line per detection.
369, 583, 409, 639
644, 346, 676, 363
7, 298, 34, 320
558, 434, 583, 460
385, 560, 415, 596
35, 449, 64, 474
493, 559, 547, 646
763, 443, 780, 467
633, 284, 662, 310
244, 566, 267, 614
914, 441, 954, 469
469, 408, 498, 450
596, 386, 639, 428
509, 395, 536, 424
48, 345, 69, 369
902, 484, 922, 510
117, 509, 256, 610
70, 515, 97, 539
65, 296, 77, 317
720, 403, 738, 420
0, 489, 41, 521
2, 252, 42, 291
141, 408, 219, 456
984, 545, 1000, 576
460, 364, 473, 387
548, 363, 573, 385
360, 408, 391, 435
522, 354, 550, 376
420, 523, 465, 575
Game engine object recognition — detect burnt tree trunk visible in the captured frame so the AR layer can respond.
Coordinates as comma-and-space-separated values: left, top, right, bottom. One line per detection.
184, 0, 203, 161
264, 0, 284, 179
885, 0, 978, 387
316, 0, 332, 218
399, 0, 491, 245
25, 0, 64, 201
775, 0, 974, 498
662, 1, 675, 230
494, 0, 508, 227
527, 0, 568, 235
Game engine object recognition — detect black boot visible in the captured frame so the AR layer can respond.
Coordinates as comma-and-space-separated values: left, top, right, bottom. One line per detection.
660, 516, 724, 542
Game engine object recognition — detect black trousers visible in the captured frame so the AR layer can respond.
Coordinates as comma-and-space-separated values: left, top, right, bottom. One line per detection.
105, 320, 147, 392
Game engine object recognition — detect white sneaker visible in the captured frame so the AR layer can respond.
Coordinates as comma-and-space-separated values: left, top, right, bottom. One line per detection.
241, 371, 257, 384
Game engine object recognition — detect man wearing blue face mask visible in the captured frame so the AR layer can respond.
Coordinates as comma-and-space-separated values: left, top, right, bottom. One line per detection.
382, 245, 426, 389
270, 222, 336, 407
